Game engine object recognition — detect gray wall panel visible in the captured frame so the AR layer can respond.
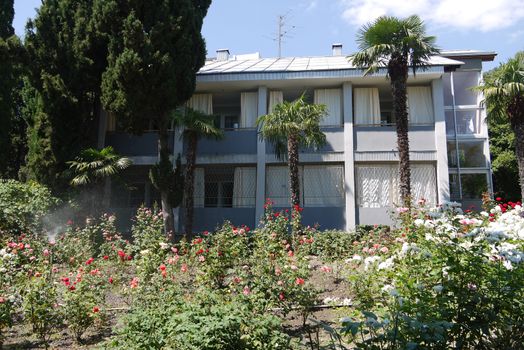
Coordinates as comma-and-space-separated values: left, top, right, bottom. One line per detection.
191, 129, 257, 154
354, 126, 436, 152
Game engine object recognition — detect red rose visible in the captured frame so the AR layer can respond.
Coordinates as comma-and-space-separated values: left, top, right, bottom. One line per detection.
92, 306, 99, 313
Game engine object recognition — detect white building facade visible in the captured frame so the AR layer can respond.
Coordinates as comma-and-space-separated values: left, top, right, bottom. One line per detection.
102, 47, 495, 232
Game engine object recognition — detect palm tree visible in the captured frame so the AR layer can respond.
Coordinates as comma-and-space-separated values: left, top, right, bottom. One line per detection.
175, 107, 223, 237
257, 94, 327, 208
351, 15, 439, 206
476, 53, 524, 201
68, 146, 132, 210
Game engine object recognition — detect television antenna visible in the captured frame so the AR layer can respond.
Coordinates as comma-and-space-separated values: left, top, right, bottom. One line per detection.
274, 12, 295, 57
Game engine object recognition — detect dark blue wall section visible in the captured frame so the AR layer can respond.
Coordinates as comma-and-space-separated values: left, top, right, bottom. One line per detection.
106, 132, 175, 157
189, 129, 257, 154
185, 208, 257, 232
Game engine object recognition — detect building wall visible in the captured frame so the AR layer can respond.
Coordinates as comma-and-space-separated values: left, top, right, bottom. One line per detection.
103, 58, 491, 232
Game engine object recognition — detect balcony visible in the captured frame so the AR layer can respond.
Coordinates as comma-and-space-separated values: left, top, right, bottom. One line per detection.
105, 131, 174, 157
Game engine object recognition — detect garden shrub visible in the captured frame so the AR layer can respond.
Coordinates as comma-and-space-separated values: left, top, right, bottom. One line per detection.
340, 200, 524, 349
0, 180, 59, 236
109, 291, 292, 350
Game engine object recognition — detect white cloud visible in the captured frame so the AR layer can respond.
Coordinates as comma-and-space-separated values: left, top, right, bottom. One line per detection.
340, 0, 524, 32
306, 0, 318, 12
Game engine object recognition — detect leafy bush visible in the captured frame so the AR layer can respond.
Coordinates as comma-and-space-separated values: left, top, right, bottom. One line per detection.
0, 180, 59, 235
109, 292, 292, 350
340, 201, 524, 349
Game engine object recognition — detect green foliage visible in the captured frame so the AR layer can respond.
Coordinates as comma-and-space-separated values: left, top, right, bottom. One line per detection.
22, 275, 62, 348
0, 0, 25, 178
131, 206, 170, 279
340, 202, 524, 349
482, 52, 524, 201
110, 292, 292, 350
68, 146, 132, 186
351, 15, 439, 76
257, 94, 328, 160
0, 180, 59, 235
477, 51, 524, 124
98, 0, 211, 132
24, 0, 107, 191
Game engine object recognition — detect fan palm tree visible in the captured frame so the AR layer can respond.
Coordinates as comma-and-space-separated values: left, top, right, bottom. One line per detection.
68, 146, 132, 209
257, 94, 327, 208
175, 107, 223, 237
476, 53, 524, 200
351, 15, 439, 206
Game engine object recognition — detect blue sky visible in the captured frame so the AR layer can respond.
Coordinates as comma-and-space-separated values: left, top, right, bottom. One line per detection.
13, 0, 524, 71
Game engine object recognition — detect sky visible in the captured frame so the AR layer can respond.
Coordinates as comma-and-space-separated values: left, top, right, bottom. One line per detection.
13, 0, 524, 71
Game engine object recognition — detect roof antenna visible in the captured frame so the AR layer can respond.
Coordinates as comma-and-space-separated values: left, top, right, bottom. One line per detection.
274, 12, 295, 58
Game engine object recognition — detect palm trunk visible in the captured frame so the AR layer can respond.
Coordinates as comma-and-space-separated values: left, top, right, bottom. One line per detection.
509, 96, 524, 201
184, 132, 198, 237
389, 58, 411, 207
287, 135, 300, 207
158, 124, 175, 235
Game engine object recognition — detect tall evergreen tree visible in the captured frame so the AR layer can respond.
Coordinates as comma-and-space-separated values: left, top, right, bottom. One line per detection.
24, 0, 108, 190
0, 0, 25, 178
95, 0, 212, 235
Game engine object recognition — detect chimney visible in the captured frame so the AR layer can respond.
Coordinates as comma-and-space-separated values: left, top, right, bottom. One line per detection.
216, 49, 230, 61
332, 43, 343, 56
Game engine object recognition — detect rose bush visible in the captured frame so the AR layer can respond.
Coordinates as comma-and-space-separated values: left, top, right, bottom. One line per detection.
340, 199, 524, 349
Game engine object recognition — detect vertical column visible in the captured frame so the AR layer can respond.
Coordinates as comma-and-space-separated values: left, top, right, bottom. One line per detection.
432, 78, 450, 203
255, 86, 268, 227
97, 109, 107, 149
477, 71, 494, 195
172, 128, 184, 232
343, 82, 356, 230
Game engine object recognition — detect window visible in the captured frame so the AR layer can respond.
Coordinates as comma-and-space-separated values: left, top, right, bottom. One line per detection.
224, 115, 240, 129
356, 163, 437, 208
193, 167, 256, 208
452, 71, 479, 106
449, 173, 488, 200
447, 141, 486, 168
266, 165, 344, 207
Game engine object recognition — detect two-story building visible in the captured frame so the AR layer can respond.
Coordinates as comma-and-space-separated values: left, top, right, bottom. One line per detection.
100, 45, 495, 232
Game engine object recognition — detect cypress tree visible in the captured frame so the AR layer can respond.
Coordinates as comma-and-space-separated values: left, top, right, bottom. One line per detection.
0, 0, 25, 178
95, 0, 211, 234
24, 0, 108, 191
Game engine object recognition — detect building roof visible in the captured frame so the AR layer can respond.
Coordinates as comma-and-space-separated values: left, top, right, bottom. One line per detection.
198, 55, 464, 75
440, 50, 497, 62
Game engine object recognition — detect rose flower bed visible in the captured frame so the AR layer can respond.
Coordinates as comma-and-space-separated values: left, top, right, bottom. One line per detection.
1, 198, 524, 349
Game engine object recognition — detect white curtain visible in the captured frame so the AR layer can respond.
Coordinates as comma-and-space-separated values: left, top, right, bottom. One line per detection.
187, 94, 213, 114
233, 167, 256, 208
411, 164, 437, 205
193, 168, 205, 208
268, 91, 283, 113
407, 87, 433, 124
303, 165, 344, 207
314, 89, 342, 126
240, 92, 258, 128
265, 166, 303, 207
356, 165, 399, 208
354, 88, 381, 125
